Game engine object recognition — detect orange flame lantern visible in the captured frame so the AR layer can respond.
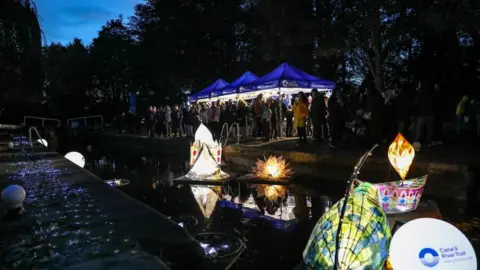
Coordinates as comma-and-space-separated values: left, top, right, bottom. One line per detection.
388, 133, 415, 182
253, 155, 291, 201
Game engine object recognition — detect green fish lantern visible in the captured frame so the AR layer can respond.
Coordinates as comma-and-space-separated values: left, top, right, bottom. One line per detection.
303, 182, 392, 269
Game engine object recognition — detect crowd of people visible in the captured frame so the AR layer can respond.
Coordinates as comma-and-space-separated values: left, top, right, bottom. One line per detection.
117, 82, 480, 150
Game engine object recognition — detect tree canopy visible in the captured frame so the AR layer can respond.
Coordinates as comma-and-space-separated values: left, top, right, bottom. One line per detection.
2, 0, 480, 117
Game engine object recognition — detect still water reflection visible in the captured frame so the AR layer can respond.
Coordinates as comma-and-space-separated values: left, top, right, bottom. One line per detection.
81, 146, 335, 269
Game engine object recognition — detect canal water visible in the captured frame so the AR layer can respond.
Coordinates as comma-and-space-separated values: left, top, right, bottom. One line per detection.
61, 138, 480, 269
69, 141, 337, 269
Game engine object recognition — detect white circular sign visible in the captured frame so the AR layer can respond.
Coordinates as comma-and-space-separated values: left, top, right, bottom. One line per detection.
390, 218, 476, 270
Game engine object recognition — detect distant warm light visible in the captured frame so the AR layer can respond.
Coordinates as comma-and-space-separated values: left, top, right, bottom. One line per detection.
388, 133, 415, 181
65, 151, 85, 168
37, 139, 48, 147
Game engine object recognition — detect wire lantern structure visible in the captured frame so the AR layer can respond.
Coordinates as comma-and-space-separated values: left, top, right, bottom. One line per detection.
333, 144, 379, 270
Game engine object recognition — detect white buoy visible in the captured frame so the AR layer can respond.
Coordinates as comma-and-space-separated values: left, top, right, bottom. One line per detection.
65, 151, 85, 168
7, 142, 14, 149
37, 139, 48, 147
1, 185, 26, 209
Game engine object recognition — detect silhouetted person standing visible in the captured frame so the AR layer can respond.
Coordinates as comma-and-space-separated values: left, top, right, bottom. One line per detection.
310, 89, 328, 143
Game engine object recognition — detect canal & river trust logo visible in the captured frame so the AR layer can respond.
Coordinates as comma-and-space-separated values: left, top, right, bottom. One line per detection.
419, 248, 440, 267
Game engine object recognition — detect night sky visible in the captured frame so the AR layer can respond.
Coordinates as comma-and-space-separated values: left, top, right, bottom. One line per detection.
36, 0, 143, 45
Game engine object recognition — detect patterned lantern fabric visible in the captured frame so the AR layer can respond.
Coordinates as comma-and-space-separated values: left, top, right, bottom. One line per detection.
374, 175, 427, 214
303, 182, 391, 270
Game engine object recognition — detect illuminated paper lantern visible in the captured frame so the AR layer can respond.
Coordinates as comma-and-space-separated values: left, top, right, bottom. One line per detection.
388, 133, 415, 181
252, 155, 291, 201
186, 144, 229, 181
374, 175, 427, 214
303, 182, 391, 269
190, 123, 222, 166
65, 151, 85, 168
191, 186, 219, 218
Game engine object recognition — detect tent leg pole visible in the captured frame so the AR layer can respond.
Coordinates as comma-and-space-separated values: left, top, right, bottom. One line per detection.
278, 88, 283, 138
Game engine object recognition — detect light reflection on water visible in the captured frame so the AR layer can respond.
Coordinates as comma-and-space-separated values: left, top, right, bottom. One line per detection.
82, 148, 334, 269
71, 142, 480, 268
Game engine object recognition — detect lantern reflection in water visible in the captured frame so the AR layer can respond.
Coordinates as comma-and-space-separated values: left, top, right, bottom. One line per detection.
191, 186, 219, 218
253, 155, 291, 201
387, 133, 415, 182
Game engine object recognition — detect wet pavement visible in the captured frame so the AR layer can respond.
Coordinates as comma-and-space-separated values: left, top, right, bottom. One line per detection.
0, 130, 205, 270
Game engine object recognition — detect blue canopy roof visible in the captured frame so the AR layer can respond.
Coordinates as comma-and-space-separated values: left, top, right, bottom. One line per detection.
189, 78, 229, 101
211, 71, 259, 98
241, 63, 335, 93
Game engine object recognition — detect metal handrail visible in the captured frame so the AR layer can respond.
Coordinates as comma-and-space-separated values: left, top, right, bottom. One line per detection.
219, 123, 229, 144
225, 122, 240, 145
67, 115, 104, 128
28, 127, 44, 147
24, 116, 61, 128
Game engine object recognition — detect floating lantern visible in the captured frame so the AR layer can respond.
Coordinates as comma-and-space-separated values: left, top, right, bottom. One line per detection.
65, 151, 85, 168
191, 186, 219, 218
254, 155, 291, 179
388, 133, 415, 181
374, 175, 428, 214
253, 155, 291, 201
37, 139, 48, 147
190, 123, 222, 166
357, 133, 426, 214
303, 182, 391, 269
185, 144, 229, 181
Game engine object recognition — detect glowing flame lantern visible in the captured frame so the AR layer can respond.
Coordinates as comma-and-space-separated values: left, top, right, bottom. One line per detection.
65, 151, 85, 168
190, 123, 222, 166
388, 133, 415, 181
37, 139, 48, 147
253, 155, 291, 201
191, 186, 219, 218
254, 155, 291, 179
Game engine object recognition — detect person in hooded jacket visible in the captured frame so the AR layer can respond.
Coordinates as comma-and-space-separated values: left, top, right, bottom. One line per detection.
293, 92, 309, 144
